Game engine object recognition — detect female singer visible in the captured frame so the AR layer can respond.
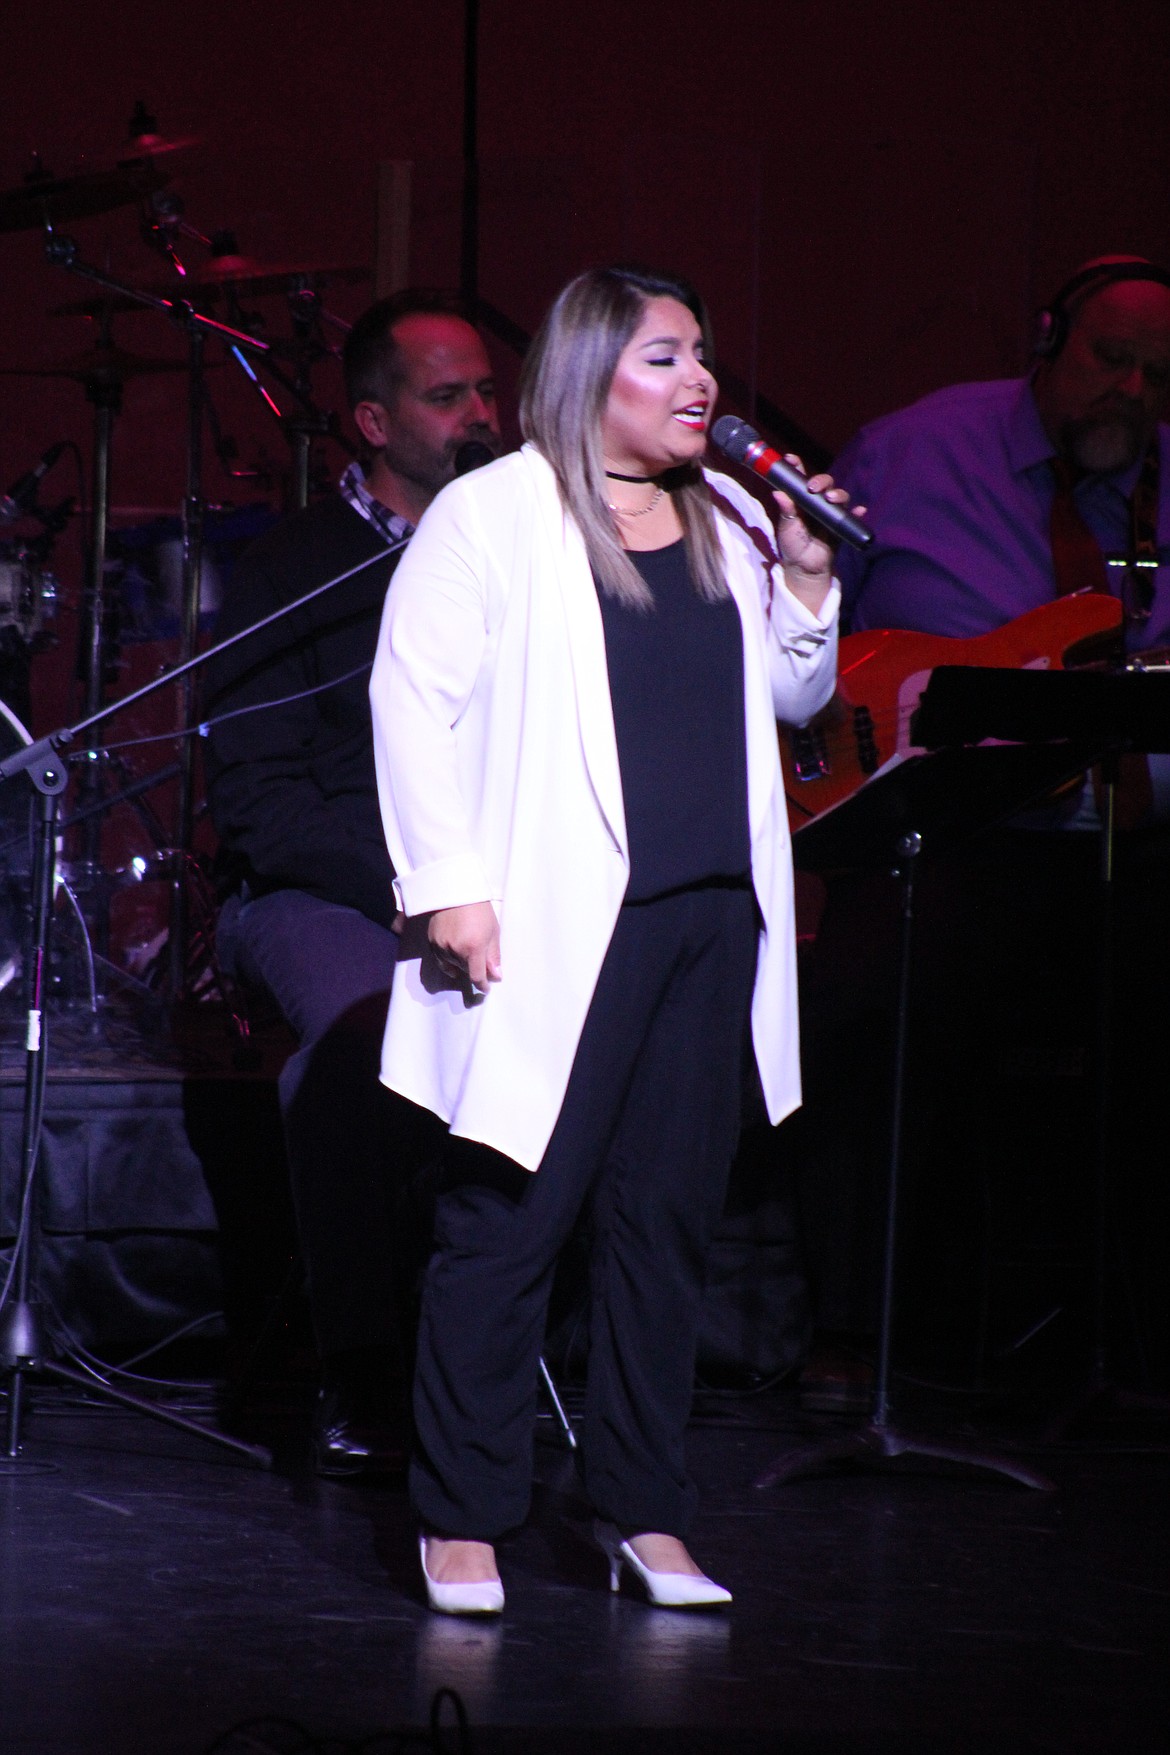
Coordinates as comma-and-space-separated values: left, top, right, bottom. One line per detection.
370, 265, 847, 1613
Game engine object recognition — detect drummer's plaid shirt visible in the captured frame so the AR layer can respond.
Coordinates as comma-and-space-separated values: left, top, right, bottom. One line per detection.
338, 461, 414, 549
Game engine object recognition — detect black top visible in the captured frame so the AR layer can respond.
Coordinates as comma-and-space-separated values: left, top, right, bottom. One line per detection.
595, 539, 751, 902
203, 494, 402, 931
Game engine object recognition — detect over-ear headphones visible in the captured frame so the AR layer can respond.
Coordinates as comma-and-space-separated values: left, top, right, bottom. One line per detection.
1032, 260, 1170, 361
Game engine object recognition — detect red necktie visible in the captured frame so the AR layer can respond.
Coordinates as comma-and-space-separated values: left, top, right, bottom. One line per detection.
1050, 457, 1109, 596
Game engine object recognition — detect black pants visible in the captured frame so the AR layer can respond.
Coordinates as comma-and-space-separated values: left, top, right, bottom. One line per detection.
410, 882, 759, 1541
218, 888, 410, 1360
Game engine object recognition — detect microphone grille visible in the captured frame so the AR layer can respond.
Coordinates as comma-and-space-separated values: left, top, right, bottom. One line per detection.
454, 441, 496, 477
710, 415, 756, 464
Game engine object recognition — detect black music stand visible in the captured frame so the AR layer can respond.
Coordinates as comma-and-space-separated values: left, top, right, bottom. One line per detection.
916, 667, 1170, 1437
755, 665, 1167, 1492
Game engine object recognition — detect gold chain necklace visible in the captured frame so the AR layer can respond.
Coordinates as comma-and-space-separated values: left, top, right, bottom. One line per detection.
607, 484, 665, 518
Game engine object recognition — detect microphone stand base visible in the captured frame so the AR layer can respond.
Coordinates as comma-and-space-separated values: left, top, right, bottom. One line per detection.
754, 1416, 1054, 1493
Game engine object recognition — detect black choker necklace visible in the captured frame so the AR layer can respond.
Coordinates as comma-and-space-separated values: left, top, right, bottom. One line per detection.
605, 469, 659, 483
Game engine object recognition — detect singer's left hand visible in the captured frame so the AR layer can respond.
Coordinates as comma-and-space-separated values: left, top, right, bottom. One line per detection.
773, 456, 864, 611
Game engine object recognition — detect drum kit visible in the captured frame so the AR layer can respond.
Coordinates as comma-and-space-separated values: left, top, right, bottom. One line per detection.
0, 103, 370, 1013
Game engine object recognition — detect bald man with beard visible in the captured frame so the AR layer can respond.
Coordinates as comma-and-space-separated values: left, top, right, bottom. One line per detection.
794, 259, 1170, 1389
837, 257, 1170, 663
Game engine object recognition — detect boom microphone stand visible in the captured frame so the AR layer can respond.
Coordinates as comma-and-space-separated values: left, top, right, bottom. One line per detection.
0, 539, 405, 1468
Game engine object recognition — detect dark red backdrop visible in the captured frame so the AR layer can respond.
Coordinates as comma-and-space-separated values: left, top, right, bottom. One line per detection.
2, 0, 1169, 750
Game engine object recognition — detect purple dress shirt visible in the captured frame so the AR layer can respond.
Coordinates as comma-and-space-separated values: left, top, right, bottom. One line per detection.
833, 378, 1170, 653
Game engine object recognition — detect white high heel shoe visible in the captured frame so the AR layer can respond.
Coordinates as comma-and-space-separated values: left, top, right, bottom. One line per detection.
594, 1521, 732, 1608
419, 1535, 505, 1616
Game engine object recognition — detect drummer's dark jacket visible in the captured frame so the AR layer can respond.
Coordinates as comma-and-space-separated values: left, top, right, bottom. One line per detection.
203, 494, 403, 932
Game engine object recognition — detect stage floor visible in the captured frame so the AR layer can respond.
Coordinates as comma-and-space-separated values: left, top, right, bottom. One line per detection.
0, 1378, 1166, 1754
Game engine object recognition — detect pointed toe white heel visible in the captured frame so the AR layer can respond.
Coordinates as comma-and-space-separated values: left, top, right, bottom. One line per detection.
594, 1521, 732, 1608
419, 1535, 505, 1616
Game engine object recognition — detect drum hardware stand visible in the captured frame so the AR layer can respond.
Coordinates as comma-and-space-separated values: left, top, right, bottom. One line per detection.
59, 753, 183, 1009
0, 487, 69, 731
73, 315, 128, 970
201, 391, 276, 493
139, 186, 213, 281
0, 533, 405, 1469
62, 753, 178, 853
139, 193, 359, 508
223, 334, 354, 512
43, 225, 272, 1000
284, 282, 351, 510
213, 260, 356, 509
282, 410, 338, 512
170, 321, 207, 998
17, 490, 75, 566
80, 312, 120, 723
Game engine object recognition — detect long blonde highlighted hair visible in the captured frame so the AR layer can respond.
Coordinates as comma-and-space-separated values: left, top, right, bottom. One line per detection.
519, 266, 728, 610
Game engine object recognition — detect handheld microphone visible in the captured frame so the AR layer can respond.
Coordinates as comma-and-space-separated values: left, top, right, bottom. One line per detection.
711, 415, 872, 551
454, 440, 496, 477
0, 441, 68, 526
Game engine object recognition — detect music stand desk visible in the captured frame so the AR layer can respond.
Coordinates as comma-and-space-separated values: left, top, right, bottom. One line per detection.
761, 663, 1170, 1489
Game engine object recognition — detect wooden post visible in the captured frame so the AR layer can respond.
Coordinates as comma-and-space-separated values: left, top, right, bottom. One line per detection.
375, 160, 413, 298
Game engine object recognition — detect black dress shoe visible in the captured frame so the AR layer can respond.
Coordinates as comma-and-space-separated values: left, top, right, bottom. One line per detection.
312, 1349, 410, 1479
313, 1390, 409, 1477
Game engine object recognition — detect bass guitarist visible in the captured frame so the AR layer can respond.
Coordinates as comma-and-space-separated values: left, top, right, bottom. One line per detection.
792, 257, 1170, 1404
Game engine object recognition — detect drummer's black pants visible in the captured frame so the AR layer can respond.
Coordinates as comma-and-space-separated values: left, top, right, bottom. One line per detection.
219, 887, 417, 1366
410, 880, 759, 1541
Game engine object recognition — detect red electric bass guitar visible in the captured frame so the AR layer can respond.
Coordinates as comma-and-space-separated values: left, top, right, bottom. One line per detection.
781, 594, 1126, 832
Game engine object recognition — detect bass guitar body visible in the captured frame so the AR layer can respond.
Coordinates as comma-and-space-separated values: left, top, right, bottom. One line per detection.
781, 594, 1125, 832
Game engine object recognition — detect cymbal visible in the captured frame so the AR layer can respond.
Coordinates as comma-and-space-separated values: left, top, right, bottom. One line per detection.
117, 133, 204, 170
52, 257, 370, 318
0, 344, 191, 383
120, 101, 204, 171
0, 160, 167, 234
162, 254, 371, 297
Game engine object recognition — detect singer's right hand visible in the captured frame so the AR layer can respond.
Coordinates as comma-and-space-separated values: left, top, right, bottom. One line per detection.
773, 457, 864, 612
428, 901, 502, 992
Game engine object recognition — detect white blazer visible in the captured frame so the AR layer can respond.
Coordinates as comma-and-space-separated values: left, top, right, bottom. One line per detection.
369, 444, 838, 1171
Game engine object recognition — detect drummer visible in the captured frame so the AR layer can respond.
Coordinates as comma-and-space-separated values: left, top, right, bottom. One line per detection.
203, 290, 500, 1475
